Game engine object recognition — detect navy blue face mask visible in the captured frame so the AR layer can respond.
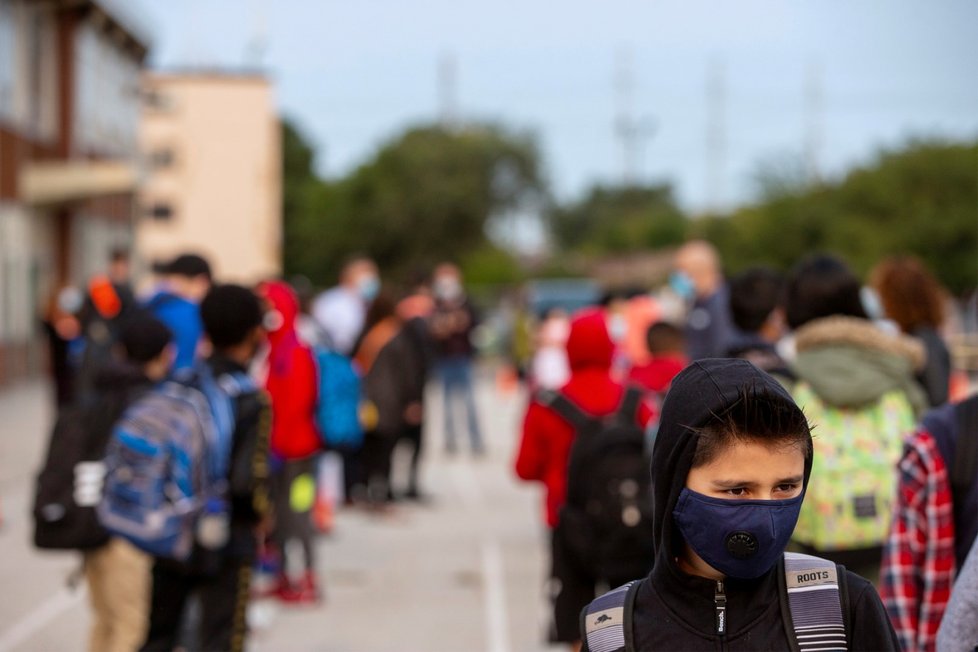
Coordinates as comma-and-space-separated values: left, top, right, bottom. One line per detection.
673, 488, 804, 580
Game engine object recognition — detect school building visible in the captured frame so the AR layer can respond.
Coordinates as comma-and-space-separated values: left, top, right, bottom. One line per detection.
0, 0, 148, 385
136, 71, 282, 285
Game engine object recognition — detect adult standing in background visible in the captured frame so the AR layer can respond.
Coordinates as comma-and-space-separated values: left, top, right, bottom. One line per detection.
669, 240, 734, 360
430, 263, 483, 456
312, 256, 380, 356
870, 255, 952, 408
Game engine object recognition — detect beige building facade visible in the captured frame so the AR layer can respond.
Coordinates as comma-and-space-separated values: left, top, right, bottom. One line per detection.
137, 73, 282, 285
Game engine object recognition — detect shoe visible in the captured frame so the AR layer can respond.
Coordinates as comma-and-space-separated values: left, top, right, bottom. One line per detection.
278, 571, 322, 605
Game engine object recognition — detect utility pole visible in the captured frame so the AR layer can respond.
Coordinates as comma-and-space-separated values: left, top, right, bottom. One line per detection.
804, 62, 823, 184
245, 0, 268, 70
438, 52, 459, 131
705, 58, 726, 213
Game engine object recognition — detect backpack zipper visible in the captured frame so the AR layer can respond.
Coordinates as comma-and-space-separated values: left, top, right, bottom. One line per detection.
715, 579, 727, 637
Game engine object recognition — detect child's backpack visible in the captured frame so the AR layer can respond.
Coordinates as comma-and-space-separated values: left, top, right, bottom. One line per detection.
583, 552, 849, 652
97, 366, 254, 560
33, 405, 111, 550
314, 347, 364, 450
791, 382, 916, 552
542, 387, 654, 583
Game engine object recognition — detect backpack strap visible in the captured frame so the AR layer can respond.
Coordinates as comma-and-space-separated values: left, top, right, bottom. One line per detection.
780, 552, 848, 652
581, 579, 642, 652
615, 386, 645, 424
950, 395, 978, 506
537, 389, 592, 432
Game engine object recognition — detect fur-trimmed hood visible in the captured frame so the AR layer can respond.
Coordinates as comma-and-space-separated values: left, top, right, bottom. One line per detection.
793, 316, 927, 414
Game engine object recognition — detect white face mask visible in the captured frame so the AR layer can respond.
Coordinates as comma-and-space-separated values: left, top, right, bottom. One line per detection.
435, 278, 462, 301
608, 314, 627, 342
263, 309, 284, 332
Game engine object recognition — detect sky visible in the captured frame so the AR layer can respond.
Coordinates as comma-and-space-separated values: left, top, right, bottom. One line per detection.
122, 0, 978, 213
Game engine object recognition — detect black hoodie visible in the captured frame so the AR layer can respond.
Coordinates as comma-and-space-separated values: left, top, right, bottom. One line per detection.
608, 359, 897, 651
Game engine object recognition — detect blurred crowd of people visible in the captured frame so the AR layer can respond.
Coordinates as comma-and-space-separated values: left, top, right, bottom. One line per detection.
29, 251, 485, 652
19, 237, 978, 652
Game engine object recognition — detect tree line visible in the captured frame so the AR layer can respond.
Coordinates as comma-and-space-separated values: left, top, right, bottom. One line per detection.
283, 119, 977, 295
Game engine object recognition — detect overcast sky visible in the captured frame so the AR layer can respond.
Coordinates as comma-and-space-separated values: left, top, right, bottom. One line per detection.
126, 0, 978, 212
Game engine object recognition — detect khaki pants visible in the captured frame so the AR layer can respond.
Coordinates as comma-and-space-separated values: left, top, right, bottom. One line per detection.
84, 537, 151, 652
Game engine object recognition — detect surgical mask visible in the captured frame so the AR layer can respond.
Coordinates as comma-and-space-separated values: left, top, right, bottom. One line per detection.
358, 275, 380, 302
608, 314, 627, 342
860, 286, 885, 321
673, 487, 804, 580
669, 271, 696, 301
263, 309, 284, 332
435, 278, 462, 301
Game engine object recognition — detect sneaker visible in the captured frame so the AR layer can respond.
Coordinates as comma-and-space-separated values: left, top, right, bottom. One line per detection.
281, 571, 323, 605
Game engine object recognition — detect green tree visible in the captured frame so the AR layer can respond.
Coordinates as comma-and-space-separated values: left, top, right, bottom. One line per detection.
283, 123, 545, 285
548, 183, 687, 254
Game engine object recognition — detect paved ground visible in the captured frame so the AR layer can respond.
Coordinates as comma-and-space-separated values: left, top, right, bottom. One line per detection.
0, 372, 563, 652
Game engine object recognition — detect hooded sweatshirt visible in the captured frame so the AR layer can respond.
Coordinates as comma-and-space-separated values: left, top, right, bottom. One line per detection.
615, 358, 898, 651
515, 309, 653, 528
259, 281, 320, 461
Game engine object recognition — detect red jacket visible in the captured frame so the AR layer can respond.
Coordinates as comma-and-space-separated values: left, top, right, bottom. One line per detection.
259, 281, 321, 461
626, 354, 687, 394
515, 309, 654, 528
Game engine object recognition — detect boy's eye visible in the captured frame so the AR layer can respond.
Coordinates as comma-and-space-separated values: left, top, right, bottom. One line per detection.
724, 487, 747, 496
775, 484, 799, 494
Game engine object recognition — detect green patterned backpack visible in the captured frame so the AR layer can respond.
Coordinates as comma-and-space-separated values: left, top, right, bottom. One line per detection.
791, 382, 916, 551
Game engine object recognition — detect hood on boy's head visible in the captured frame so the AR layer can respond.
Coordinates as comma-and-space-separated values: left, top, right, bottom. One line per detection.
565, 308, 615, 371
650, 359, 812, 565
258, 280, 299, 340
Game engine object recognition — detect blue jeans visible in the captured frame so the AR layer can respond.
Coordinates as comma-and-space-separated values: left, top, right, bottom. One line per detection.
438, 357, 483, 453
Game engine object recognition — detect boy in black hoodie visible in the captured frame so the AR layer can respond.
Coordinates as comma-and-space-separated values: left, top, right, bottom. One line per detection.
142, 285, 271, 652
581, 359, 898, 651
78, 312, 172, 652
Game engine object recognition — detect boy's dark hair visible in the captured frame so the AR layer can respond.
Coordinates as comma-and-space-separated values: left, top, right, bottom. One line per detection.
200, 284, 264, 349
691, 384, 812, 469
646, 321, 685, 355
119, 311, 172, 363
784, 253, 867, 330
729, 267, 784, 333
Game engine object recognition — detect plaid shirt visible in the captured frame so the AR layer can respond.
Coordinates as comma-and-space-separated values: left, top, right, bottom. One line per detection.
880, 429, 956, 652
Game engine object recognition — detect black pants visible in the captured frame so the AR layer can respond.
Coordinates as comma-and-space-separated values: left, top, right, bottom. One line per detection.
548, 525, 637, 644
361, 432, 397, 504
141, 556, 252, 652
270, 457, 316, 574
397, 423, 424, 495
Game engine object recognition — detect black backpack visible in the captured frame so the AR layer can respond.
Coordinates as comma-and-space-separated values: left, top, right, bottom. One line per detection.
33, 383, 145, 551
542, 387, 654, 583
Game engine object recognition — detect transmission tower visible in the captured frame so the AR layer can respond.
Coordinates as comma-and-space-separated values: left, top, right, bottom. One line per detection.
439, 52, 459, 130
705, 59, 726, 212
804, 62, 823, 183
614, 48, 656, 186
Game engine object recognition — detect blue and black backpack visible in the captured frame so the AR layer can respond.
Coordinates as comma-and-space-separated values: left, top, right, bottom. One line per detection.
97, 365, 254, 560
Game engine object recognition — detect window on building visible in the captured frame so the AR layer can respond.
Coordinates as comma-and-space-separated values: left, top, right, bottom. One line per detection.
149, 148, 175, 168
146, 203, 174, 221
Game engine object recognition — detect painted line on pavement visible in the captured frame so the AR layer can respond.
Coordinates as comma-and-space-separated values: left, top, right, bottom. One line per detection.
0, 585, 87, 652
482, 540, 511, 652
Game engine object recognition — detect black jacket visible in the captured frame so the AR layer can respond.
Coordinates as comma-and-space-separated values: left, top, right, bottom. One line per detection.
586, 358, 899, 651
209, 356, 271, 560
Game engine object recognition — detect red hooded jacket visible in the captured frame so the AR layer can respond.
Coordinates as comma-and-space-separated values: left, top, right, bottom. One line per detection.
259, 281, 321, 460
515, 309, 654, 528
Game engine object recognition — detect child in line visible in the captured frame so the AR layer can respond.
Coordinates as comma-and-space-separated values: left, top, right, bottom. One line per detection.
581, 359, 898, 651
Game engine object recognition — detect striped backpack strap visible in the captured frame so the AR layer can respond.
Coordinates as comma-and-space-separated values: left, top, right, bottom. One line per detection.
582, 579, 642, 652
781, 552, 848, 652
